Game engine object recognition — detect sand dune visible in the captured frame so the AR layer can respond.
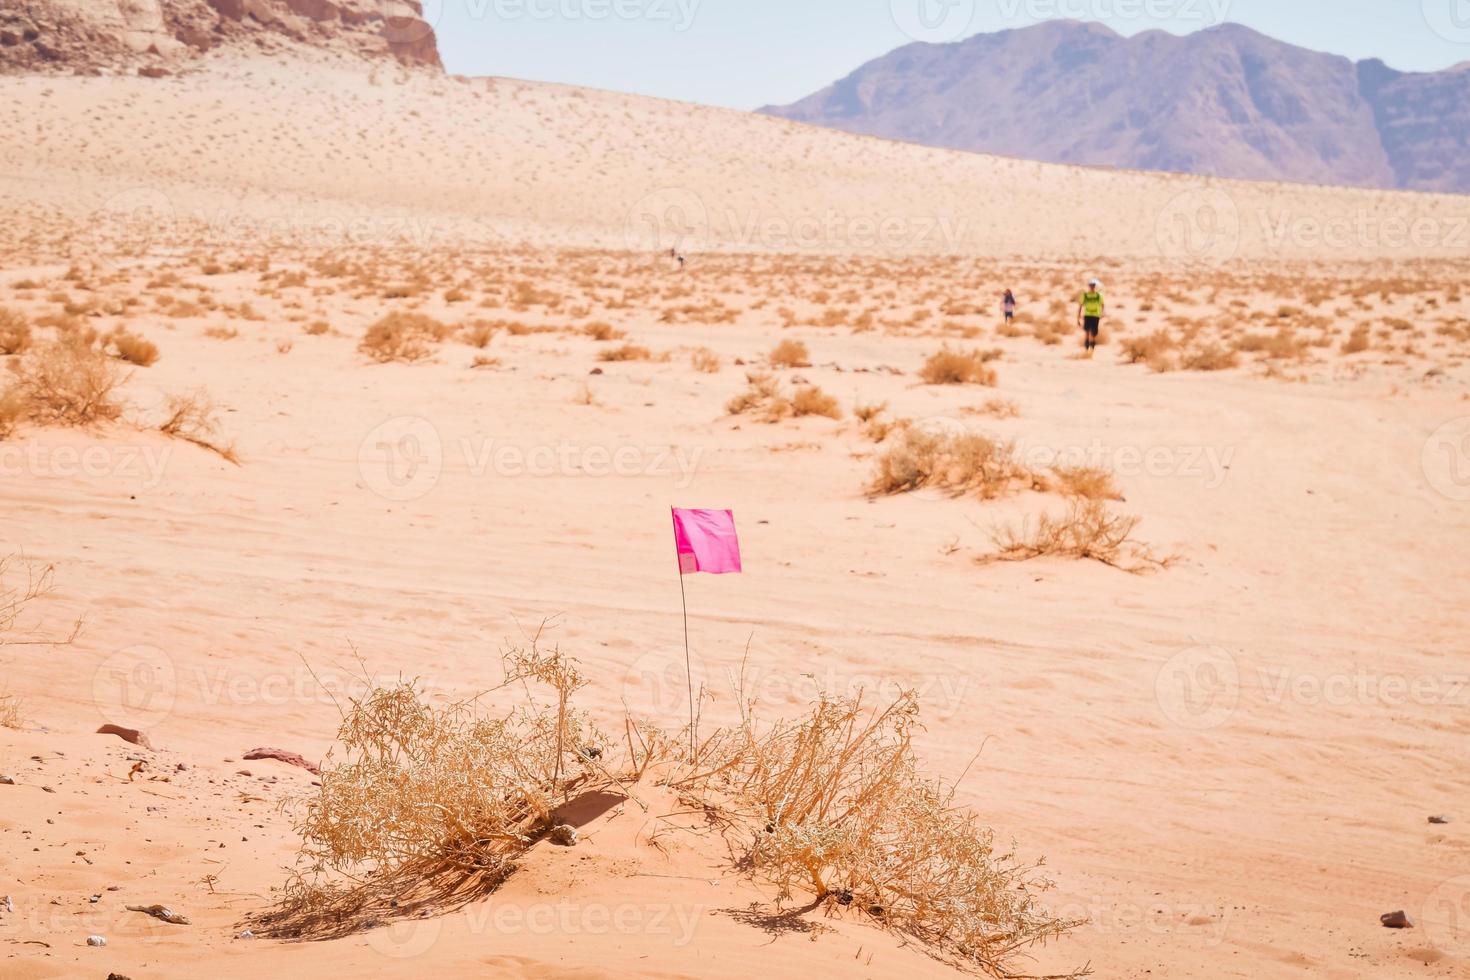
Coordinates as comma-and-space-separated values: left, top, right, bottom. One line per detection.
1, 52, 1468, 980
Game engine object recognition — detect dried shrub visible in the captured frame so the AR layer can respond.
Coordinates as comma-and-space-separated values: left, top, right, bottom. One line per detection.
690, 348, 722, 373
1341, 326, 1371, 355
461, 321, 496, 349
919, 347, 998, 386
9, 341, 126, 426
727, 373, 782, 417
304, 321, 331, 337
106, 328, 160, 367
1049, 464, 1121, 501
676, 690, 1082, 976
0, 692, 18, 730
790, 385, 842, 420
0, 308, 31, 355
260, 641, 604, 940
986, 500, 1172, 573
1179, 345, 1239, 372
598, 343, 652, 363
359, 312, 453, 363
769, 340, 810, 369
158, 391, 239, 464
1, 555, 80, 651
583, 321, 626, 342
1120, 331, 1174, 368
870, 426, 1033, 499
0, 388, 26, 439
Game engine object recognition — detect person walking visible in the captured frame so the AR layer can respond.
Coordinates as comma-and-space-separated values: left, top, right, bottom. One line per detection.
1002, 289, 1017, 324
1077, 278, 1105, 357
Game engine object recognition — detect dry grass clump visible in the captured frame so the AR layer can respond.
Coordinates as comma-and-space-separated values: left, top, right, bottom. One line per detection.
0, 308, 31, 355
985, 501, 1172, 573
677, 690, 1081, 976
1120, 331, 1175, 371
1048, 465, 1121, 501
0, 692, 19, 730
919, 347, 998, 386
158, 391, 239, 464
583, 321, 626, 342
727, 374, 842, 423
359, 312, 453, 363
1, 555, 79, 651
690, 347, 722, 373
5, 340, 126, 427
1342, 326, 1372, 354
790, 385, 842, 420
1178, 345, 1239, 372
105, 328, 160, 367
261, 641, 604, 939
870, 426, 1033, 499
769, 339, 811, 369
460, 321, 496, 349
598, 342, 653, 362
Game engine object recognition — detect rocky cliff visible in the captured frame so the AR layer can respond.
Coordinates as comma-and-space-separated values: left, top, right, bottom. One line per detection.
0, 0, 441, 74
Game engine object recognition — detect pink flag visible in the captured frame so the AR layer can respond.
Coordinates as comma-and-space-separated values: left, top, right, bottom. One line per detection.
671, 508, 742, 575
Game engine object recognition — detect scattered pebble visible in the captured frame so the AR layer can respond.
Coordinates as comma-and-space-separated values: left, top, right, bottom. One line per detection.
236, 929, 255, 940
548, 824, 579, 846
126, 904, 190, 925
0, 775, 14, 785
1429, 815, 1451, 825
86, 935, 107, 947
96, 725, 152, 749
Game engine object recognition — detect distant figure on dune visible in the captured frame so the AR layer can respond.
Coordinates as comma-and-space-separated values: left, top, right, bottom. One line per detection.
1077, 278, 1105, 358
677, 254, 686, 271
1002, 289, 1016, 324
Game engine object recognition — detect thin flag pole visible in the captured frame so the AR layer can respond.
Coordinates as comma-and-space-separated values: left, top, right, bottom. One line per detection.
677, 560, 695, 763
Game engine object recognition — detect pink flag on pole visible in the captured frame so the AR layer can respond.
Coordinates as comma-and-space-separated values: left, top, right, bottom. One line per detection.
671, 508, 742, 575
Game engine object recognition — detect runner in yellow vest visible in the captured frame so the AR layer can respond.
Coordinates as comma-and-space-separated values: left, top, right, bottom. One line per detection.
1077, 278, 1105, 358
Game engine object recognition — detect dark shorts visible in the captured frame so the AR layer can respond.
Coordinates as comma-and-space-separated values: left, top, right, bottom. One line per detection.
1004, 311, 1014, 322
1083, 316, 1101, 336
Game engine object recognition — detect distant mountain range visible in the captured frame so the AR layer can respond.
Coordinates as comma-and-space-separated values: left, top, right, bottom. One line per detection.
760, 21, 1470, 194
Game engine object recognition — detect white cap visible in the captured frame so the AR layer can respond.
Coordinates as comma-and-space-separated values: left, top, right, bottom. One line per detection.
1088, 278, 1100, 288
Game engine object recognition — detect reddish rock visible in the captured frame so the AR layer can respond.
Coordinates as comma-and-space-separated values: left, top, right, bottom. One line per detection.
242, 747, 319, 775
96, 725, 153, 749
138, 65, 169, 77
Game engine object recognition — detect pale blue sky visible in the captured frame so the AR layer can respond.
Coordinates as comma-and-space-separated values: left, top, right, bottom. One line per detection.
431, 0, 1470, 109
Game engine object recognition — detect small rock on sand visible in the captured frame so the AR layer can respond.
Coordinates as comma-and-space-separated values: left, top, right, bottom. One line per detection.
548, 824, 578, 846
242, 748, 320, 776
0, 775, 13, 785
1429, 815, 1451, 825
86, 935, 107, 947
1381, 910, 1414, 929
96, 725, 152, 749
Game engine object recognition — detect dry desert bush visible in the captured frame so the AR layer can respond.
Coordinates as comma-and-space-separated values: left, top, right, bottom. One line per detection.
4, 340, 127, 427
920, 347, 998, 386
263, 637, 1079, 977
598, 342, 653, 362
583, 321, 626, 342
870, 426, 1034, 499
985, 500, 1172, 573
261, 641, 602, 939
104, 328, 160, 367
158, 391, 239, 464
1047, 464, 1121, 501
676, 687, 1082, 976
728, 373, 842, 423
690, 347, 722, 373
769, 339, 811, 369
0, 308, 31, 355
790, 385, 842, 420
359, 312, 453, 363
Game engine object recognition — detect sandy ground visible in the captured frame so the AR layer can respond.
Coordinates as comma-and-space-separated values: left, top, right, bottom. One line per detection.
1, 53, 1469, 980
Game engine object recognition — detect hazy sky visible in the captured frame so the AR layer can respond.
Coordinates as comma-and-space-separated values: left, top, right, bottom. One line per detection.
431, 0, 1470, 109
